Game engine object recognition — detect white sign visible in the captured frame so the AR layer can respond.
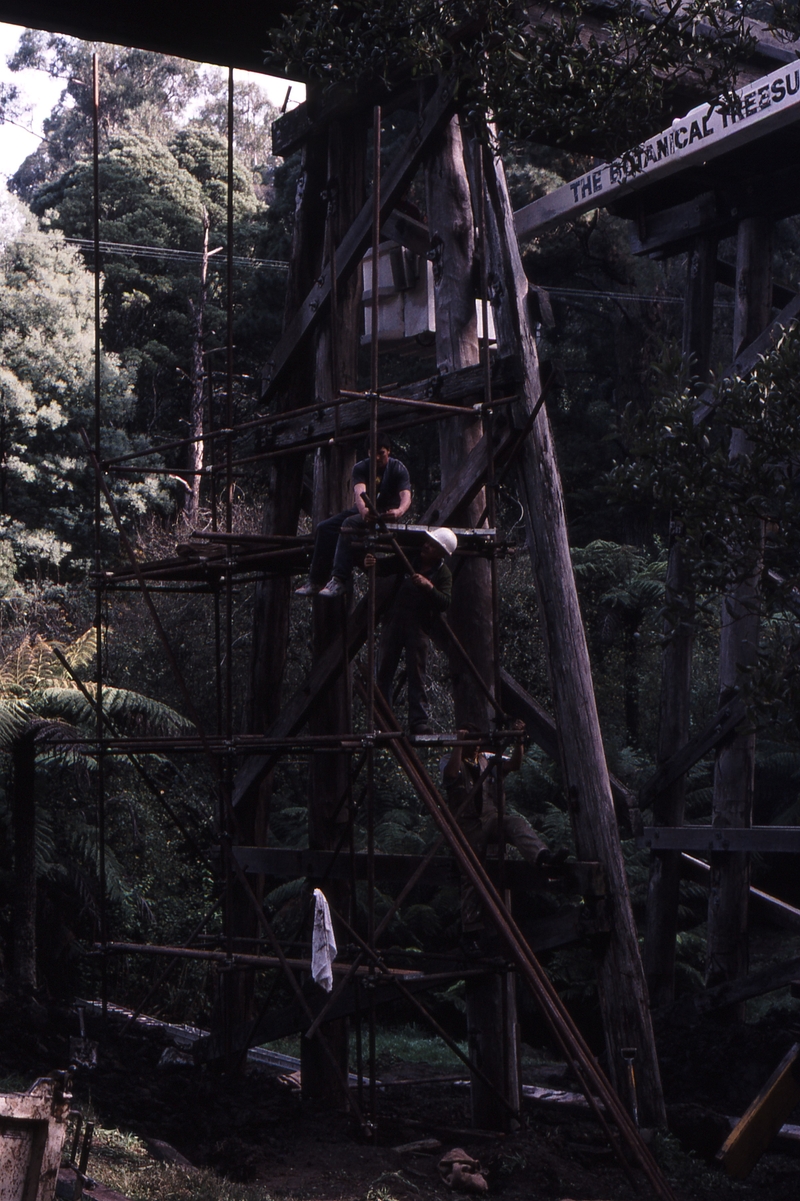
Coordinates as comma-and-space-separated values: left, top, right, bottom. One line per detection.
515, 60, 800, 239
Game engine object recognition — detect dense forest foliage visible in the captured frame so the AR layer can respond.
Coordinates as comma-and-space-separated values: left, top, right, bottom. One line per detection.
2, 7, 800, 1046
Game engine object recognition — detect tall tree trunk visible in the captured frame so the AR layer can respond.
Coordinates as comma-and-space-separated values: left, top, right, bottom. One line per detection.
644, 234, 715, 1006
426, 115, 519, 1130
706, 218, 772, 1011
12, 731, 37, 993
470, 130, 666, 1127
186, 206, 210, 526
301, 115, 366, 1106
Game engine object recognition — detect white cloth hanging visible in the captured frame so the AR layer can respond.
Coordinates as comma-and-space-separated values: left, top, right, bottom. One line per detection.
311, 887, 338, 992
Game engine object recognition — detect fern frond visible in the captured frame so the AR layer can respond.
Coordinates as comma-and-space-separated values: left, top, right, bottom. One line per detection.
33, 687, 192, 735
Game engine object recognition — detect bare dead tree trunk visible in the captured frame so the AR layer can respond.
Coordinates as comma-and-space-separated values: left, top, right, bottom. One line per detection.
301, 115, 366, 1106
12, 731, 37, 993
470, 130, 666, 1128
426, 114, 519, 1130
644, 234, 715, 1007
186, 206, 210, 526
706, 218, 772, 1012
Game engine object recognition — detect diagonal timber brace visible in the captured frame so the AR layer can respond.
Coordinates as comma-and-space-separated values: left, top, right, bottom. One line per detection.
694, 289, 800, 423
361, 674, 676, 1201
261, 79, 455, 402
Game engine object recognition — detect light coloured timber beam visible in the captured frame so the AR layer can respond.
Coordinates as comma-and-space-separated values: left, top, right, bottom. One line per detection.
515, 61, 800, 241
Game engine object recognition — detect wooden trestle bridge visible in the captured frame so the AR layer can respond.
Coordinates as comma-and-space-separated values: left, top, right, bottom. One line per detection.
35, 12, 800, 1201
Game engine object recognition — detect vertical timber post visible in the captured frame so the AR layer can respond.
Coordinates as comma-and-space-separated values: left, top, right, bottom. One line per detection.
425, 114, 519, 1130
230, 123, 329, 1057
301, 115, 366, 1106
644, 234, 716, 1007
706, 218, 772, 1012
471, 130, 666, 1127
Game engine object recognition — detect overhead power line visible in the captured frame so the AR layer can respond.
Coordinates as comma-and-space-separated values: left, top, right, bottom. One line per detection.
64, 237, 290, 272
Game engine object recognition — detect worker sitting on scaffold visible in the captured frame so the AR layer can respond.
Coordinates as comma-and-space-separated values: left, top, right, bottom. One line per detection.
295, 431, 411, 599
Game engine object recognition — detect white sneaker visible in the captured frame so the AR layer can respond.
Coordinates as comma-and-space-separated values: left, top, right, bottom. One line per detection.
318, 577, 348, 598
295, 579, 321, 597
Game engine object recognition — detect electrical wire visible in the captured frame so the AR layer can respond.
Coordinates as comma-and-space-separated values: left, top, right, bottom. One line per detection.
64, 237, 289, 271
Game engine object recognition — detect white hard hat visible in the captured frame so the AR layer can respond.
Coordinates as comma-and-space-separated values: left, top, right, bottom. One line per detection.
425, 527, 457, 556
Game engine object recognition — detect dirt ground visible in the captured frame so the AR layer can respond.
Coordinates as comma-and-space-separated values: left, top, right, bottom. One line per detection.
1, 994, 799, 1201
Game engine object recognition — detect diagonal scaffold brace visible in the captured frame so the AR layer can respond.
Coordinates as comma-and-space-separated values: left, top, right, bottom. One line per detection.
361, 670, 677, 1201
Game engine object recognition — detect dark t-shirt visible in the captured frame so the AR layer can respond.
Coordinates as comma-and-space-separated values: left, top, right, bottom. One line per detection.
352, 456, 411, 512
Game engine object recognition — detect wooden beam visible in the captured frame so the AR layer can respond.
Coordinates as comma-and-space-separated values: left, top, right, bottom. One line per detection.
261, 80, 454, 402
629, 192, 719, 257
259, 355, 521, 456
499, 669, 642, 837
627, 169, 800, 259
694, 289, 800, 423
680, 854, 800, 932
638, 698, 746, 807
714, 257, 795, 308
232, 845, 606, 896
639, 826, 800, 853
717, 1045, 800, 1178
421, 424, 519, 527
381, 209, 431, 257
660, 961, 800, 1023
515, 60, 800, 241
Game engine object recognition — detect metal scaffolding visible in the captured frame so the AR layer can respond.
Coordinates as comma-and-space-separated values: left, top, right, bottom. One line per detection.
79, 58, 675, 1201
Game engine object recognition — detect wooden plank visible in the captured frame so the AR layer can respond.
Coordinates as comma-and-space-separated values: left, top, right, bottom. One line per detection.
232, 845, 605, 896
262, 80, 454, 401
499, 669, 643, 837
680, 854, 800, 932
717, 1045, 800, 1178
639, 826, 800, 853
514, 60, 800, 240
639, 698, 746, 806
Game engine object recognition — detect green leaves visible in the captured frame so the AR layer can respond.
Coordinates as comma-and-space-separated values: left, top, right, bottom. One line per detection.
270, 1, 757, 157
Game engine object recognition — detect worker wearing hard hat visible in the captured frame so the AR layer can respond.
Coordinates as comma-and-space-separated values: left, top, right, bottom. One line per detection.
364, 527, 456, 735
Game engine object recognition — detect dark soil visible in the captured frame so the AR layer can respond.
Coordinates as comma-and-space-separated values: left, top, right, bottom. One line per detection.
2, 992, 799, 1201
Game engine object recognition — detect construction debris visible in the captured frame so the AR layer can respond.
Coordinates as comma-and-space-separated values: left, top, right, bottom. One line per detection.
437, 1147, 489, 1194
717, 1043, 800, 1178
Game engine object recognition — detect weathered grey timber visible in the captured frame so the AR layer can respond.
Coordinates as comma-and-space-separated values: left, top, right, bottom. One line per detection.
425, 113, 517, 1129
644, 237, 712, 1007
659, 955, 800, 1024
257, 355, 521, 456
706, 216, 772, 1005
471, 131, 666, 1127
639, 697, 746, 808
693, 286, 800, 423
232, 845, 605, 895
261, 80, 454, 401
681, 854, 800, 931
641, 827, 800, 853
499, 669, 642, 837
